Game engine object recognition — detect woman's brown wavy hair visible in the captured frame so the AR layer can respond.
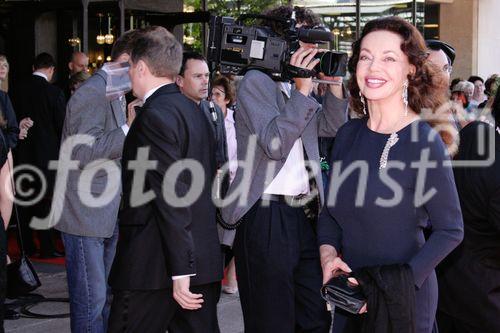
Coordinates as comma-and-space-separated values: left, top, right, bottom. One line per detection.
348, 16, 448, 117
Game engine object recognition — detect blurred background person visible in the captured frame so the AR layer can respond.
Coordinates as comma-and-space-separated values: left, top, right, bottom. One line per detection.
451, 81, 471, 111
68, 70, 90, 96
211, 75, 238, 294
11, 52, 66, 258
58, 52, 89, 99
437, 87, 500, 333
468, 75, 487, 109
0, 55, 9, 93
426, 39, 455, 87
425, 39, 459, 156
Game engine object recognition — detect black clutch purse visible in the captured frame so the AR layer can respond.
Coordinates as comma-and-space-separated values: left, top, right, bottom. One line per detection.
321, 271, 366, 314
7, 256, 41, 298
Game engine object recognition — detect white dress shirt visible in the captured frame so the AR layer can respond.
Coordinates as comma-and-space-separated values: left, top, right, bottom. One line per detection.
225, 108, 238, 184
119, 95, 130, 135
263, 82, 310, 196
33, 71, 48, 81
121, 83, 170, 136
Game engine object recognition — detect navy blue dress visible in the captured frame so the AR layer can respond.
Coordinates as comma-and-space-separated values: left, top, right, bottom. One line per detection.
318, 118, 463, 333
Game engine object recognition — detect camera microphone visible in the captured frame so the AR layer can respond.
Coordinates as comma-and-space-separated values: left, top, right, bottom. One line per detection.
298, 29, 333, 44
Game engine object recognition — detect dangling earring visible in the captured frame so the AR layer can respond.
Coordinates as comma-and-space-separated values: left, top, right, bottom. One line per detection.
359, 91, 367, 115
402, 80, 409, 117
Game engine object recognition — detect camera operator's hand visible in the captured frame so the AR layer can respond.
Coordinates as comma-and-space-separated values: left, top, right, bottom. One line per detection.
317, 73, 345, 99
126, 98, 142, 127
290, 47, 320, 97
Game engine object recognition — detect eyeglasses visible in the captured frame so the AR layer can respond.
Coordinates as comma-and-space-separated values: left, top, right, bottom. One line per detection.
443, 64, 453, 74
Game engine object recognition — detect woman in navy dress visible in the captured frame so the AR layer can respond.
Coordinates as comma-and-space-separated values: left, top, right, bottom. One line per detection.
318, 17, 464, 333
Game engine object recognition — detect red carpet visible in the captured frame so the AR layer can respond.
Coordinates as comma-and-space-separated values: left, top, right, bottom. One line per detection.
7, 229, 66, 266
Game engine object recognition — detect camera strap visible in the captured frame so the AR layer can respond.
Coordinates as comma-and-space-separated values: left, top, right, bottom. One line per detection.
286, 65, 316, 79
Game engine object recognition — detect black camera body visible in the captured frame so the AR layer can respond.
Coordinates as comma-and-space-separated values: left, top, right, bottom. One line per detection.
207, 14, 348, 80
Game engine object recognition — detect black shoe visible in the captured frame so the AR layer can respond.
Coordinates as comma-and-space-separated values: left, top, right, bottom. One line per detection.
4, 309, 20, 320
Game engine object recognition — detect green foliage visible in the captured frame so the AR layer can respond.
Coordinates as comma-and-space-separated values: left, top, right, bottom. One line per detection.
208, 0, 285, 17
183, 0, 286, 53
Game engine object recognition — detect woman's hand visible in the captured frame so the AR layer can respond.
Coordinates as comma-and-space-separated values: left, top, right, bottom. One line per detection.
346, 277, 368, 314
320, 244, 352, 284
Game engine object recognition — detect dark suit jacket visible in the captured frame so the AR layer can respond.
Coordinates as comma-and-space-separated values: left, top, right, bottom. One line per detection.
11, 74, 66, 189
0, 91, 19, 150
109, 83, 223, 290
438, 121, 500, 331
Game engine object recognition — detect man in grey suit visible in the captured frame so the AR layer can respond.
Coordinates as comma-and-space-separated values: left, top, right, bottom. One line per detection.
53, 30, 139, 333
220, 6, 348, 332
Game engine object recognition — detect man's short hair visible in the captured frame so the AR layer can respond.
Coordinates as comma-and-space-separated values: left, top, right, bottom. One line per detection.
262, 5, 321, 36
467, 75, 484, 84
426, 39, 456, 66
33, 52, 56, 70
179, 52, 206, 77
130, 26, 182, 78
111, 29, 142, 61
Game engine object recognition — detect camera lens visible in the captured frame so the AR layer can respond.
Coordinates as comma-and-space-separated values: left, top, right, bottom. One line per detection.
314, 51, 348, 77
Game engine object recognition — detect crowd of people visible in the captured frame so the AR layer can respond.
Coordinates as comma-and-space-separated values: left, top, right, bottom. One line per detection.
0, 4, 498, 333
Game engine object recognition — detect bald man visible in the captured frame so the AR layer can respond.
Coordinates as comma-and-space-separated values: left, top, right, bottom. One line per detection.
69, 52, 89, 76
59, 52, 89, 99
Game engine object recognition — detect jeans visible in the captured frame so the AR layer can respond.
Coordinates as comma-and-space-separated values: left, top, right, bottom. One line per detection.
62, 225, 118, 333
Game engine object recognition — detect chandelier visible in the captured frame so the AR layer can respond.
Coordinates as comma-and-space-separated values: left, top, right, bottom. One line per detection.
96, 14, 105, 45
105, 14, 114, 45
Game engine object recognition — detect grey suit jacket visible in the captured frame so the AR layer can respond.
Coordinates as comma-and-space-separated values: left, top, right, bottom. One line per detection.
54, 70, 126, 237
220, 70, 348, 246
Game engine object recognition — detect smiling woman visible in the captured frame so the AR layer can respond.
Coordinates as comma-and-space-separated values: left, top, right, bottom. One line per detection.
348, 16, 447, 119
318, 16, 464, 333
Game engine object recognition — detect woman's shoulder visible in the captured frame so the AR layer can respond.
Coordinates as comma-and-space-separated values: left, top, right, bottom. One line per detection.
0, 90, 7, 102
337, 117, 365, 137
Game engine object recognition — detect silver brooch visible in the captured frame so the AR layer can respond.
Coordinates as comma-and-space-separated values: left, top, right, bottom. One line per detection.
379, 133, 399, 169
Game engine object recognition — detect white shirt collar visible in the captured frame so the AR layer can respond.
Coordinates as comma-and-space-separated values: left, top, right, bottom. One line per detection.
143, 82, 170, 102
33, 71, 48, 81
225, 107, 235, 124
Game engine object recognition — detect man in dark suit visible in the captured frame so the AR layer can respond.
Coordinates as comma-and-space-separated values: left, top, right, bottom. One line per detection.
108, 27, 223, 333
12, 52, 66, 258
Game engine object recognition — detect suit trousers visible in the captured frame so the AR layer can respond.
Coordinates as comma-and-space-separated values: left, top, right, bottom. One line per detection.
108, 282, 221, 333
233, 199, 331, 333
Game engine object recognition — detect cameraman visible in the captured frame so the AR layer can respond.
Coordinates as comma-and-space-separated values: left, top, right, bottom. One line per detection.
220, 5, 348, 332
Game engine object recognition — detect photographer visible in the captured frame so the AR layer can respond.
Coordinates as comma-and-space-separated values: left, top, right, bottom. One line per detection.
220, 5, 348, 332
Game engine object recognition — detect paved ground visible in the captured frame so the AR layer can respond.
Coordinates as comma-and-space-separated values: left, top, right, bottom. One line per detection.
4, 262, 244, 333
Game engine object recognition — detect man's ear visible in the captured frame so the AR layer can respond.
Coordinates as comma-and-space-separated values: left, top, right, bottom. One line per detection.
136, 59, 147, 77
175, 75, 183, 88
68, 62, 73, 72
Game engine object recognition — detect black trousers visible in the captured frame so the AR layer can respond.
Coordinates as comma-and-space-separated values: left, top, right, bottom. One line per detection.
437, 310, 478, 333
108, 282, 220, 333
233, 199, 331, 333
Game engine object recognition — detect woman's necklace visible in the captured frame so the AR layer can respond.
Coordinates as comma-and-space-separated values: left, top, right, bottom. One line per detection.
374, 114, 406, 169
